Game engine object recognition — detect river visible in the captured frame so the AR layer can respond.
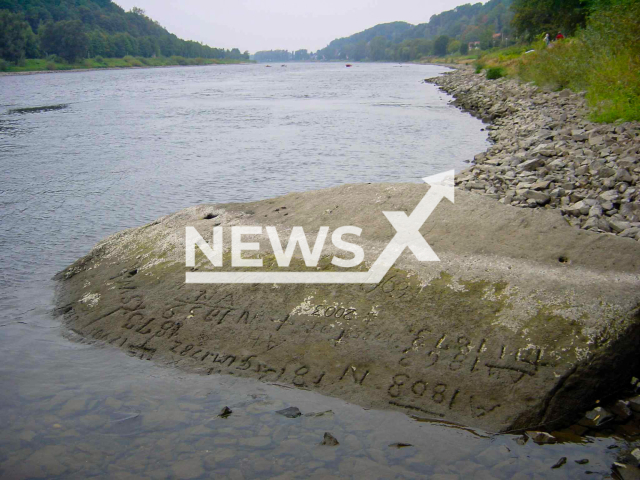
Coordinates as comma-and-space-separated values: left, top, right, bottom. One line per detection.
0, 63, 622, 479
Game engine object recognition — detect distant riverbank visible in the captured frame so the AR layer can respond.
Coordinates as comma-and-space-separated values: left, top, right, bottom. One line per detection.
0, 57, 253, 76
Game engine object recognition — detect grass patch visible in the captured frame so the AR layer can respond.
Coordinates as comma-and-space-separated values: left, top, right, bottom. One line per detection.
1, 56, 253, 73
516, 1, 639, 122
465, 1, 639, 123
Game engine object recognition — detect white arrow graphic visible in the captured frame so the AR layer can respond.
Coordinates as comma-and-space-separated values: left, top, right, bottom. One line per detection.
186, 170, 454, 284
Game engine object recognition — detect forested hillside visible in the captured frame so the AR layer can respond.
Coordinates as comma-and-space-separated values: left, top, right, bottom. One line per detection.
316, 0, 515, 61
0, 0, 249, 64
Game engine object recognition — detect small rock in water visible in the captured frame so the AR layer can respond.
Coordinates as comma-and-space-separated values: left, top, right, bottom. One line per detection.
276, 406, 301, 418
610, 400, 633, 422
618, 449, 640, 468
628, 396, 640, 413
575, 459, 589, 465
513, 434, 528, 446
320, 432, 339, 446
304, 410, 333, 417
551, 457, 567, 469
613, 462, 640, 480
218, 406, 232, 418
578, 406, 614, 428
526, 431, 557, 444
389, 442, 413, 448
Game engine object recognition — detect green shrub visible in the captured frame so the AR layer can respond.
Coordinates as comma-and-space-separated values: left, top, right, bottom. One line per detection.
170, 55, 188, 65
46, 62, 56, 70
0, 59, 9, 71
47, 54, 64, 64
123, 55, 142, 66
474, 61, 485, 73
94, 55, 104, 63
486, 66, 505, 79
137, 56, 150, 65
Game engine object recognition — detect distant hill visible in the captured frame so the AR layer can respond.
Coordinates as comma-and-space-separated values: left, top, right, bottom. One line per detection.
318, 21, 413, 60
316, 0, 514, 61
0, 0, 248, 63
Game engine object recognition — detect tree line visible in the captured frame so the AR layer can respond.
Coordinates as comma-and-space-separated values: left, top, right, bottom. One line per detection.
253, 49, 311, 62
0, 0, 249, 64
311, 0, 624, 62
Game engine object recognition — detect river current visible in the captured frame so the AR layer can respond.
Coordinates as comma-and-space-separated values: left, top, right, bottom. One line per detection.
0, 63, 622, 479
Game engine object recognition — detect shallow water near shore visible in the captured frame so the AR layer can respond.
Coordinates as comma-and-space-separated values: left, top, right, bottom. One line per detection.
0, 63, 626, 478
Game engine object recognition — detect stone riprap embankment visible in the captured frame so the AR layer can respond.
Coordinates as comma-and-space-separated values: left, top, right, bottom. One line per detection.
55, 184, 640, 432
427, 68, 640, 241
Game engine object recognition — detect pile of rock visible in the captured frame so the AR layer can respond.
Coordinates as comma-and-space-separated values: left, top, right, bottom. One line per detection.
427, 68, 640, 241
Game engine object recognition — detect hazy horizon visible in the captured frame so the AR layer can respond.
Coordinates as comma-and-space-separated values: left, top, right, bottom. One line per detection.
113, 0, 482, 54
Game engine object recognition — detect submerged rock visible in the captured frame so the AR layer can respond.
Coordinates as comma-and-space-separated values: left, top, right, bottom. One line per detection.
321, 432, 339, 446
629, 396, 640, 413
578, 406, 614, 428
275, 407, 301, 419
526, 431, 557, 445
551, 457, 567, 469
218, 406, 232, 418
610, 400, 633, 422
54, 183, 640, 431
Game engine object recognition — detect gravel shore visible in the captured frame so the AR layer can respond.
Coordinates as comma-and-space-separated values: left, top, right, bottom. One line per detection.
427, 67, 640, 241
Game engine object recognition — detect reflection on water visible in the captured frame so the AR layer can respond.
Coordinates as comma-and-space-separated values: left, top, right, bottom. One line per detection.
0, 63, 623, 478
0, 323, 621, 479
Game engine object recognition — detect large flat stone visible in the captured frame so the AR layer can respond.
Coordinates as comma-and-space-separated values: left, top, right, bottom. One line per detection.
55, 183, 640, 432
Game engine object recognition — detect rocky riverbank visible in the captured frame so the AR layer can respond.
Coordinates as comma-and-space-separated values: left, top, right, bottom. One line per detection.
426, 67, 640, 241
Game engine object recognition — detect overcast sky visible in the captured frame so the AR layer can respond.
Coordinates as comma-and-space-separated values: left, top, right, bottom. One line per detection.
114, 0, 476, 54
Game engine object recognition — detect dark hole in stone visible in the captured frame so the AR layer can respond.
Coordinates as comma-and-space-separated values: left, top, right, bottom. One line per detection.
129, 269, 138, 276
558, 256, 569, 263
204, 213, 218, 220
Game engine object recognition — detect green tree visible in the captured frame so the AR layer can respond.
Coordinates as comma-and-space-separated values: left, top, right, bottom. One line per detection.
447, 39, 461, 54
0, 10, 37, 62
353, 41, 367, 61
39, 20, 89, 62
433, 35, 449, 56
479, 26, 495, 50
369, 36, 388, 61
460, 42, 469, 55
511, 0, 590, 37
294, 49, 309, 61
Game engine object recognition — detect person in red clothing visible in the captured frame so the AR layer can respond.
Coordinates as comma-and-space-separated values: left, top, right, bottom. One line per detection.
556, 32, 565, 40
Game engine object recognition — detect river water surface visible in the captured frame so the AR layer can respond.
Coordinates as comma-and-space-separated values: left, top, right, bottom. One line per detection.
0, 63, 623, 479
